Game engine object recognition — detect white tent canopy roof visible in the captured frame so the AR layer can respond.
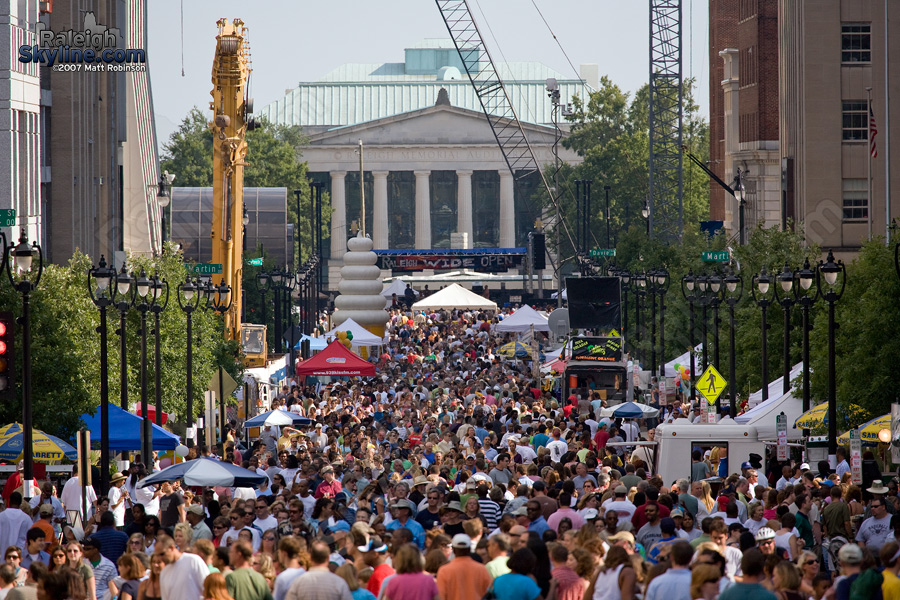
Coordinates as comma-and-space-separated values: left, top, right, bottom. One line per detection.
381, 278, 417, 299
324, 318, 384, 347
663, 344, 704, 378
495, 305, 550, 333
411, 283, 498, 311
748, 362, 804, 408
735, 389, 804, 440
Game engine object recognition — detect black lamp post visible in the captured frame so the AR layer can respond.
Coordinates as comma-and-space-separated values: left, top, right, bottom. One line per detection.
209, 279, 233, 445
270, 268, 284, 353
655, 268, 669, 377
696, 273, 709, 372
751, 266, 774, 404
150, 274, 169, 427
282, 268, 297, 367
642, 199, 650, 237
648, 268, 658, 376
157, 171, 174, 247
87, 255, 116, 493
681, 270, 697, 404
734, 168, 747, 246
708, 271, 723, 372
633, 272, 646, 366
724, 269, 743, 417
4, 230, 43, 499
817, 250, 846, 462
620, 270, 631, 353
795, 259, 817, 432
177, 277, 201, 446
114, 264, 135, 413
257, 271, 271, 348
773, 262, 796, 397
133, 268, 156, 467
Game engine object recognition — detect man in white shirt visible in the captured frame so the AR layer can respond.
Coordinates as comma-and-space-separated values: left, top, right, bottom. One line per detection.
513, 439, 537, 464
601, 485, 637, 529
545, 428, 568, 464
0, 492, 34, 554
253, 499, 279, 531
157, 536, 209, 600
60, 464, 98, 522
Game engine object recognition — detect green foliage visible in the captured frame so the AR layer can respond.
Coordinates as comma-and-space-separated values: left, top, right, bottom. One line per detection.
0, 249, 242, 443
159, 108, 213, 187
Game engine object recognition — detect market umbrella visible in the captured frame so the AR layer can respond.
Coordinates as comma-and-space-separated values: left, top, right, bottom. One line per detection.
498, 341, 531, 358
243, 410, 313, 428
838, 414, 891, 443
136, 457, 267, 488
0, 423, 77, 461
793, 403, 828, 429
599, 402, 660, 419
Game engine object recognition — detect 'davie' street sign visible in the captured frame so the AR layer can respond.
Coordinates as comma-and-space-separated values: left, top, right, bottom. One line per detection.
245, 257, 264, 266
589, 248, 616, 258
0, 209, 15, 227
702, 251, 730, 262
186, 264, 223, 275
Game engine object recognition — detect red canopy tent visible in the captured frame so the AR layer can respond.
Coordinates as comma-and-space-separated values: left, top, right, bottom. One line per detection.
295, 340, 376, 377
135, 405, 169, 424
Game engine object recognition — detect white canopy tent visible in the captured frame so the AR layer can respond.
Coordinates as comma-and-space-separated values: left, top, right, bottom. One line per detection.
411, 283, 498, 312
735, 389, 804, 440
381, 279, 417, 307
663, 344, 704, 378
747, 362, 804, 409
495, 305, 550, 333
324, 318, 384, 347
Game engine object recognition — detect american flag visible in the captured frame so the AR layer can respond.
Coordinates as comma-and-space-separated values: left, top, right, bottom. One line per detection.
870, 105, 878, 159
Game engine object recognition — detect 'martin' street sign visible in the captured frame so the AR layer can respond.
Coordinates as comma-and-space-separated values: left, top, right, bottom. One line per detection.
701, 251, 729, 262
697, 364, 727, 405
187, 264, 223, 275
0, 209, 15, 228
589, 248, 616, 258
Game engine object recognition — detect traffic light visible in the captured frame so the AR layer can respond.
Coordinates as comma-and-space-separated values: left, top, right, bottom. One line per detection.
0, 312, 13, 398
532, 233, 546, 270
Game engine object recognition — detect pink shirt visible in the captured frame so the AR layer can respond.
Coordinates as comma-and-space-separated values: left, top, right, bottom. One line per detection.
383, 572, 438, 600
547, 507, 586, 532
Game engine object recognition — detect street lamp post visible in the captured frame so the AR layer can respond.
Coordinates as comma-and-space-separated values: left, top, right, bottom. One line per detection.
270, 268, 283, 353
157, 171, 174, 247
87, 256, 116, 493
655, 269, 669, 377
633, 273, 646, 366
114, 265, 135, 414
177, 277, 201, 446
708, 271, 723, 372
734, 167, 747, 246
817, 250, 846, 463
620, 270, 631, 353
133, 269, 156, 467
774, 263, 796, 396
256, 271, 270, 348
724, 269, 743, 418
696, 274, 709, 372
751, 266, 774, 404
150, 274, 169, 427
796, 259, 817, 432
642, 200, 650, 237
648, 269, 657, 376
681, 270, 697, 404
209, 279, 233, 445
4, 230, 43, 499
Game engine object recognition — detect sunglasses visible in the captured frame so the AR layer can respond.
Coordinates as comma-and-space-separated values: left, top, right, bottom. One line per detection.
6, 555, 19, 560
804, 559, 818, 565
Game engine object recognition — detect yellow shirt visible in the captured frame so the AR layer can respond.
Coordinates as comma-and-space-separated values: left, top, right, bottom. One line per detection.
884, 568, 900, 600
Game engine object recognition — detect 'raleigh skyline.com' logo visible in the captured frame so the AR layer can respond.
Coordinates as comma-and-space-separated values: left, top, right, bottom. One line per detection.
18, 12, 146, 72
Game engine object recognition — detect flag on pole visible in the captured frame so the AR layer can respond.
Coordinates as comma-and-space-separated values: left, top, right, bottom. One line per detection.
870, 105, 879, 158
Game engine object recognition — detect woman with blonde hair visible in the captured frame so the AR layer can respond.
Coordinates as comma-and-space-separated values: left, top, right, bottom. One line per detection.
64, 543, 96, 600
116, 554, 145, 600
795, 550, 818, 598
137, 550, 170, 600
772, 560, 804, 600
251, 554, 276, 591
203, 573, 233, 600
690, 563, 722, 600
584, 545, 635, 600
126, 533, 144, 555
698, 481, 716, 515
172, 522, 193, 551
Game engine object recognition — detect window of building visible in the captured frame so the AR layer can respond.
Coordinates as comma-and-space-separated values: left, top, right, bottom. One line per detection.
842, 102, 868, 141
472, 171, 500, 248
842, 178, 868, 221
388, 172, 415, 249
429, 171, 457, 249
514, 171, 542, 247
842, 23, 871, 63
345, 171, 374, 238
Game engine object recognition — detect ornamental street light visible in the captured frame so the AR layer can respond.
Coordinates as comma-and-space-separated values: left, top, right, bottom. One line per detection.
114, 264, 135, 417
4, 230, 43, 499
620, 270, 631, 354
795, 258, 817, 432
87, 255, 117, 494
696, 273, 710, 371
723, 269, 743, 418
256, 270, 271, 348
681, 270, 698, 404
177, 277, 201, 446
157, 170, 175, 246
654, 268, 669, 378
134, 268, 157, 467
150, 274, 169, 427
708, 271, 723, 375
209, 279, 233, 445
773, 262, 796, 397
633, 272, 647, 367
751, 266, 774, 404
816, 250, 846, 463
270, 268, 284, 353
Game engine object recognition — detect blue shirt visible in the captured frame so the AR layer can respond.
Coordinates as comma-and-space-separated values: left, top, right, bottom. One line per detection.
529, 516, 550, 537
90, 526, 129, 564
644, 567, 693, 600
493, 573, 542, 600
386, 517, 426, 549
531, 433, 549, 449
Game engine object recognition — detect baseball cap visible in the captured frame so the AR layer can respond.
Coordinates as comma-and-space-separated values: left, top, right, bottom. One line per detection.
82, 536, 101, 550
799, 462, 811, 471
186, 504, 205, 516
451, 533, 473, 549
39, 504, 53, 516
838, 544, 863, 565
608, 531, 635, 545
741, 461, 752, 470
670, 508, 684, 518
357, 536, 388, 553
510, 506, 529, 516
614, 485, 627, 495
582, 508, 599, 521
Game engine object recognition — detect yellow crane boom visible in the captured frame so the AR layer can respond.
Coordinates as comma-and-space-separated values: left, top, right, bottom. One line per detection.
209, 18, 250, 341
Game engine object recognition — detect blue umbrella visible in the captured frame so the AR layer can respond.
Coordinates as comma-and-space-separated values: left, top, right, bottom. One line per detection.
0, 423, 77, 461
137, 457, 267, 488
598, 402, 660, 419
293, 334, 327, 351
243, 410, 313, 428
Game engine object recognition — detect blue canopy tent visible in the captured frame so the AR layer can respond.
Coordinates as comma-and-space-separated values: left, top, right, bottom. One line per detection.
80, 405, 181, 452
293, 334, 327, 351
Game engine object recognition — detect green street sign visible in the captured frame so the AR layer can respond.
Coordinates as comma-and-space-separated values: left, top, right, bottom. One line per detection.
702, 251, 730, 262
589, 248, 616, 258
0, 209, 15, 228
187, 263, 223, 275
245, 258, 263, 266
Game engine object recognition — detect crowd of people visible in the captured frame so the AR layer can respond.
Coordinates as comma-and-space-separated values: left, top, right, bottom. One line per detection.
0, 306, 896, 600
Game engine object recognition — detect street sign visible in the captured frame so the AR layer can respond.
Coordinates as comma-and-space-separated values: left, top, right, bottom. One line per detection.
589, 248, 616, 258
245, 258, 263, 266
0, 209, 15, 227
188, 263, 223, 275
207, 367, 238, 400
850, 429, 862, 485
701, 251, 730, 262
696, 364, 727, 405
282, 325, 302, 346
776, 414, 788, 460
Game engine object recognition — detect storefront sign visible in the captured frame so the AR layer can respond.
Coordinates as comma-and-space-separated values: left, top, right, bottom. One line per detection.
570, 337, 623, 362
376, 252, 525, 272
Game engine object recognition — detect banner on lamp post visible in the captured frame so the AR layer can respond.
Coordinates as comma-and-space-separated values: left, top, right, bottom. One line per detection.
776, 413, 788, 461
850, 429, 863, 485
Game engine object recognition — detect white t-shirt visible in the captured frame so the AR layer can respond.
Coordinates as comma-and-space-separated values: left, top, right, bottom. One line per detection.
108, 486, 127, 527
857, 514, 893, 553
514, 445, 537, 464
601, 499, 637, 528
255, 515, 278, 532
60, 477, 98, 520
130, 483, 160, 516
545, 440, 568, 463
160, 552, 209, 600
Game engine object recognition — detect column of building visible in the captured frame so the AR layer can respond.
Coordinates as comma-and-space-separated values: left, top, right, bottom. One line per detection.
415, 171, 431, 248
499, 170, 515, 248
372, 171, 389, 249
330, 171, 347, 259
456, 170, 473, 248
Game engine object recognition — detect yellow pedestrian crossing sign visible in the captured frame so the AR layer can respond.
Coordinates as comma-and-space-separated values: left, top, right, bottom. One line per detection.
697, 365, 727, 405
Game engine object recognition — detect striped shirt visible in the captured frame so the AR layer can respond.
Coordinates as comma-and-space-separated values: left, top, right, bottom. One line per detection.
478, 498, 501, 529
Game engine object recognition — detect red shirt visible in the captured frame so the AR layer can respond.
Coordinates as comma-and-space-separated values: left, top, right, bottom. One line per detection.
593, 429, 610, 450
631, 502, 670, 530
314, 479, 342, 499
367, 562, 395, 596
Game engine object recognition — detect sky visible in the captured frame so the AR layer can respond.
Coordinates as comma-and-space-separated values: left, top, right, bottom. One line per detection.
148, 0, 710, 148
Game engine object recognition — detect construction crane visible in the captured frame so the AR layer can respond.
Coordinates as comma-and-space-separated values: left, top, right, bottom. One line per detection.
209, 18, 267, 366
